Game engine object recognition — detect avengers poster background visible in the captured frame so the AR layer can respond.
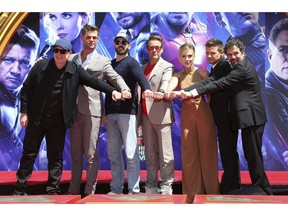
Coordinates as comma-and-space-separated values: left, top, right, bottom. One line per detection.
0, 12, 287, 171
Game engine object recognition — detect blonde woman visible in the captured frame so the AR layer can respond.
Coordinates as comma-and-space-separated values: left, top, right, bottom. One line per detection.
166, 43, 219, 203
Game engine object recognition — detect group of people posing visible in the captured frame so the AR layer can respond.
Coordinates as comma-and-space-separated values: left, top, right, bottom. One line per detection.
12, 24, 272, 203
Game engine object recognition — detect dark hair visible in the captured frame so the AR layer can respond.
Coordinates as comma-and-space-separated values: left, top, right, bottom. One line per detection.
81, 24, 100, 36
10, 24, 39, 51
224, 38, 245, 54
146, 34, 163, 47
205, 38, 224, 52
269, 18, 288, 45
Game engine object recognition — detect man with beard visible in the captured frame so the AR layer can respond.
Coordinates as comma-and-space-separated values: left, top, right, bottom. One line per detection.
113, 12, 150, 65
151, 12, 208, 72
105, 32, 153, 194
0, 25, 39, 170
212, 12, 265, 88
264, 18, 288, 170
66, 24, 131, 197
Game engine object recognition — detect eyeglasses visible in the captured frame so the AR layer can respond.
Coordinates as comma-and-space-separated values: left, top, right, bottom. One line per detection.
147, 46, 161, 52
86, 36, 98, 40
52, 48, 68, 54
114, 40, 128, 46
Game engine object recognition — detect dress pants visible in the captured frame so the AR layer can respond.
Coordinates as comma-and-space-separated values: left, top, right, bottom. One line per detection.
14, 115, 66, 194
68, 112, 101, 195
217, 122, 240, 193
242, 124, 273, 195
142, 115, 174, 189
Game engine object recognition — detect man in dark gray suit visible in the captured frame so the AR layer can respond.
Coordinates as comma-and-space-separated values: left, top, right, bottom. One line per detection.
180, 39, 272, 195
67, 25, 131, 197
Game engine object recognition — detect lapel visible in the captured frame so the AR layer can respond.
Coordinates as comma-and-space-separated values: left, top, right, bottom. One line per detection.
87, 52, 99, 70
211, 58, 225, 75
148, 57, 163, 81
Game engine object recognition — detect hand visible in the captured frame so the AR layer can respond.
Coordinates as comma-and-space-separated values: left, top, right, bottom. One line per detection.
164, 91, 179, 100
180, 90, 192, 100
142, 89, 153, 99
163, 92, 171, 99
153, 91, 164, 100
20, 113, 28, 128
121, 89, 132, 100
283, 151, 288, 166
171, 91, 181, 98
112, 90, 121, 101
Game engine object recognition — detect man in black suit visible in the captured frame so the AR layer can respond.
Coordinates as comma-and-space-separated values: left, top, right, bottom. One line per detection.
179, 39, 272, 195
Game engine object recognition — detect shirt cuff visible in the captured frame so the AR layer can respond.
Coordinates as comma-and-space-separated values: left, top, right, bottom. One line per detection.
190, 89, 199, 97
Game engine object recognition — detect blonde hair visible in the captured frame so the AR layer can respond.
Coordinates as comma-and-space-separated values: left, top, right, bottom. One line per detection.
178, 43, 195, 59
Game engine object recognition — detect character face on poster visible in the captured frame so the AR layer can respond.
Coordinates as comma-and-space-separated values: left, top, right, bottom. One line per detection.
151, 12, 208, 72
39, 12, 94, 58
0, 24, 39, 170
263, 13, 288, 170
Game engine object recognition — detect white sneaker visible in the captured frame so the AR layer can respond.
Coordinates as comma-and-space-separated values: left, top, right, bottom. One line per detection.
160, 186, 173, 195
145, 187, 160, 194
107, 191, 123, 195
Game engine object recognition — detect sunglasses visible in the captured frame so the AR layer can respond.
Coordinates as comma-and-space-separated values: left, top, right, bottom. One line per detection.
147, 46, 161, 52
52, 48, 68, 54
115, 40, 128, 46
86, 36, 98, 40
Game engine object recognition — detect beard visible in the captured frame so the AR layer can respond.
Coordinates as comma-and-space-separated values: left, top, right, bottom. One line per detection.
115, 47, 129, 56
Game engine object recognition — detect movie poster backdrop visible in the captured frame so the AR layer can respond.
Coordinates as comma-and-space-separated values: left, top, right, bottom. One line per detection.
0, 12, 287, 171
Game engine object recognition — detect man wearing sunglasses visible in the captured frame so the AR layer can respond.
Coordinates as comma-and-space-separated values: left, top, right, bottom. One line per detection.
66, 24, 131, 197
140, 35, 175, 195
13, 38, 122, 196
105, 31, 153, 195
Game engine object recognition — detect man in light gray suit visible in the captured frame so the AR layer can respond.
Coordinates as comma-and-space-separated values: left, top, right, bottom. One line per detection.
140, 35, 175, 194
67, 25, 131, 197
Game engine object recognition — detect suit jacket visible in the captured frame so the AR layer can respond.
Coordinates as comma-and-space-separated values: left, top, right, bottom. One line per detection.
196, 57, 266, 130
69, 52, 129, 117
140, 57, 175, 124
184, 58, 231, 124
20, 58, 115, 129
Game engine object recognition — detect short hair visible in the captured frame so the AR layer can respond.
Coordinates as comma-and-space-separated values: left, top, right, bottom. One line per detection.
269, 18, 288, 45
205, 38, 224, 52
10, 24, 40, 51
146, 34, 163, 47
178, 43, 195, 59
224, 38, 245, 54
81, 24, 100, 36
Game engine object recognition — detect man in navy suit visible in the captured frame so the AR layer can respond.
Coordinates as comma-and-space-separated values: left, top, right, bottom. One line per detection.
180, 39, 272, 195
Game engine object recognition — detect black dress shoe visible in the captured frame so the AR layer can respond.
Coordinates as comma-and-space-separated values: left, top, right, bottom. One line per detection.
82, 193, 91, 198
12, 191, 27, 196
47, 192, 59, 195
